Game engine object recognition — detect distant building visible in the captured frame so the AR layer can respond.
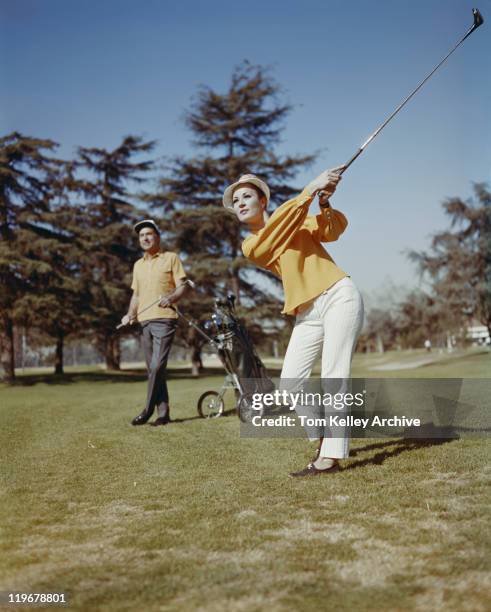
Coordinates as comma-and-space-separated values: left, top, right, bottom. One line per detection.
467, 321, 490, 346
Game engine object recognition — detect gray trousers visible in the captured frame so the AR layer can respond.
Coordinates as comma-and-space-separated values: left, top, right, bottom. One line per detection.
141, 319, 177, 419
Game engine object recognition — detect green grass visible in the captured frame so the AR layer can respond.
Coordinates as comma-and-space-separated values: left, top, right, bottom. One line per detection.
1, 351, 490, 611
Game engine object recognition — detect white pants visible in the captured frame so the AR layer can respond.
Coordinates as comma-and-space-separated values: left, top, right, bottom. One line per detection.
281, 277, 364, 458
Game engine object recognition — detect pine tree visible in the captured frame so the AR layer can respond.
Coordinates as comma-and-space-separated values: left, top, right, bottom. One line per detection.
13, 161, 88, 375
149, 62, 316, 362
0, 132, 58, 382
396, 290, 443, 348
409, 183, 491, 340
76, 136, 155, 370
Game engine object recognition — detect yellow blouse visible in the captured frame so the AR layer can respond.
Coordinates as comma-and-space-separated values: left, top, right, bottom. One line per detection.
242, 187, 348, 315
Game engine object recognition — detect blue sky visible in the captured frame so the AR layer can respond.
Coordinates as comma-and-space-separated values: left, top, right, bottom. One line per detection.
1, 0, 490, 296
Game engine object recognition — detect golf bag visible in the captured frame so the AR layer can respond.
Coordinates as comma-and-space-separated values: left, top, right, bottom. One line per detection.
195, 295, 275, 421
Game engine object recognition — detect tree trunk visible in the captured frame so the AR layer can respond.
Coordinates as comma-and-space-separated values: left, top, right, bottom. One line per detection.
0, 316, 15, 382
230, 273, 240, 305
376, 334, 384, 353
112, 336, 121, 369
190, 347, 203, 377
188, 328, 203, 376
54, 330, 64, 375
105, 335, 121, 370
446, 332, 455, 352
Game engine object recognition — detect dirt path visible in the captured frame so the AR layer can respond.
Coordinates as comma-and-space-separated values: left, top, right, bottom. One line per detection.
369, 355, 441, 371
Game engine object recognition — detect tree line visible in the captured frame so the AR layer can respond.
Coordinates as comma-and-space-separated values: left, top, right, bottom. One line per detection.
0, 62, 314, 382
1, 61, 489, 381
359, 183, 491, 353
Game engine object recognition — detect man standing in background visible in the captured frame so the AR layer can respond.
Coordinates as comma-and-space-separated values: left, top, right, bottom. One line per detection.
121, 219, 188, 427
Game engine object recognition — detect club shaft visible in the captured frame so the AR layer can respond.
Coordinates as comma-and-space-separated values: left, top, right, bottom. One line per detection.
172, 306, 215, 344
340, 18, 480, 175
116, 296, 162, 329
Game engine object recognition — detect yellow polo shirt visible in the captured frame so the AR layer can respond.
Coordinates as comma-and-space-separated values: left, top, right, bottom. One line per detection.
242, 187, 348, 316
131, 251, 187, 322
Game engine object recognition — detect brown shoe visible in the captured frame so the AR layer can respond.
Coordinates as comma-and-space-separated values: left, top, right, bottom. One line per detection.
289, 461, 340, 478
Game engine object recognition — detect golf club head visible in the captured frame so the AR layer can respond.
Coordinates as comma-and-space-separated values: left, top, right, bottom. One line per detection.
472, 8, 484, 30
212, 313, 222, 327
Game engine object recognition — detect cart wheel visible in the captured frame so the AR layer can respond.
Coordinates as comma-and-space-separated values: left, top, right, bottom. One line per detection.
197, 391, 225, 418
237, 394, 261, 423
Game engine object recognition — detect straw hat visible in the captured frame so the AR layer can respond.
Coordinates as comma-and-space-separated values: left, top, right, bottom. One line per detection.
222, 174, 270, 209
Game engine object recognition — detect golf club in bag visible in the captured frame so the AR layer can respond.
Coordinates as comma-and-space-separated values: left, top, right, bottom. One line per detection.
339, 8, 484, 175
174, 294, 275, 422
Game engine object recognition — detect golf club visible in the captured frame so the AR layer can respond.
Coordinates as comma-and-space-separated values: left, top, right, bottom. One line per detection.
170, 280, 224, 347
116, 296, 162, 329
339, 8, 484, 175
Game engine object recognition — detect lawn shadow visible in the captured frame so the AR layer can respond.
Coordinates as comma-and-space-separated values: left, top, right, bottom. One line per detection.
344, 434, 456, 471
171, 408, 237, 424
9, 371, 148, 386
7, 366, 245, 387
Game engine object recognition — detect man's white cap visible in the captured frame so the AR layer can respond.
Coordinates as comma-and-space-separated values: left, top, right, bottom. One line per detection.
222, 174, 270, 209
134, 219, 160, 234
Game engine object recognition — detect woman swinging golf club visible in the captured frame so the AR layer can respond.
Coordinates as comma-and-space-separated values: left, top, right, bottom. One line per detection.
223, 168, 364, 477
